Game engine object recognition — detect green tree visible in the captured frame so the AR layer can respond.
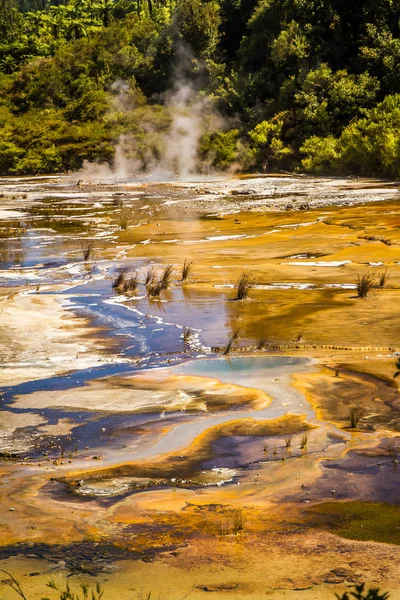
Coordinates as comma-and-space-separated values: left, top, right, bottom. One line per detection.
175, 0, 221, 60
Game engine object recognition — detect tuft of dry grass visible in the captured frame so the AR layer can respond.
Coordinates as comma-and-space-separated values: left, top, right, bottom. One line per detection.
349, 406, 362, 429
80, 241, 94, 262
293, 330, 305, 343
215, 520, 230, 538
182, 326, 193, 344
356, 272, 375, 298
377, 267, 390, 288
145, 266, 155, 286
160, 264, 173, 290
257, 338, 267, 350
112, 269, 126, 289
232, 507, 247, 535
118, 207, 132, 230
123, 274, 139, 295
300, 433, 308, 450
147, 280, 164, 297
235, 272, 253, 300
181, 259, 194, 282
223, 330, 239, 355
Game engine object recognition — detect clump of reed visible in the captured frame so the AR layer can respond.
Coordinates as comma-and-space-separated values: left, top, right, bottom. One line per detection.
146, 264, 173, 297
147, 279, 164, 298
356, 272, 375, 298
235, 272, 253, 300
232, 507, 247, 535
293, 330, 305, 343
377, 267, 390, 288
300, 433, 308, 450
144, 266, 155, 287
118, 207, 132, 230
349, 406, 362, 429
181, 259, 194, 282
223, 330, 239, 355
257, 338, 267, 350
122, 273, 139, 296
160, 264, 173, 290
285, 437, 292, 450
80, 241, 94, 262
112, 269, 126, 289
215, 520, 230, 538
182, 326, 193, 344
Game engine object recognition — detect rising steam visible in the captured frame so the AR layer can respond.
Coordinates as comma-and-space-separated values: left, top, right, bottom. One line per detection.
74, 46, 223, 183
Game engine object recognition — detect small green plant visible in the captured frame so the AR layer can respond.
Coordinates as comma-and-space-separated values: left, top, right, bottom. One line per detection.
356, 272, 375, 298
80, 241, 94, 262
235, 272, 253, 300
223, 330, 239, 355
350, 406, 362, 429
181, 259, 194, 282
336, 583, 389, 600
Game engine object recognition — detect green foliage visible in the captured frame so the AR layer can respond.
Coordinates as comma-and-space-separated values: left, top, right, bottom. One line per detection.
199, 129, 239, 170
300, 136, 341, 174
248, 113, 294, 170
3, 0, 400, 175
175, 0, 221, 61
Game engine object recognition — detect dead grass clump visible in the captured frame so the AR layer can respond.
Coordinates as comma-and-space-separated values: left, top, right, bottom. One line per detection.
181, 259, 194, 282
160, 264, 173, 290
118, 208, 132, 230
235, 272, 253, 300
145, 266, 155, 286
377, 267, 390, 288
147, 280, 164, 298
300, 433, 308, 450
80, 241, 94, 262
232, 507, 247, 535
224, 330, 239, 355
293, 330, 305, 343
349, 407, 362, 429
112, 269, 126, 289
182, 327, 193, 344
123, 274, 139, 295
215, 520, 230, 538
257, 338, 267, 350
356, 272, 375, 298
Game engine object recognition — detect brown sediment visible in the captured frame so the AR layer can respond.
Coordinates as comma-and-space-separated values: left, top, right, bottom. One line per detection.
292, 365, 400, 432
59, 414, 312, 489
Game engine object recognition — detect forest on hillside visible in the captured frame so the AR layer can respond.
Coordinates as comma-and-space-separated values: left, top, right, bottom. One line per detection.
2, 0, 400, 178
